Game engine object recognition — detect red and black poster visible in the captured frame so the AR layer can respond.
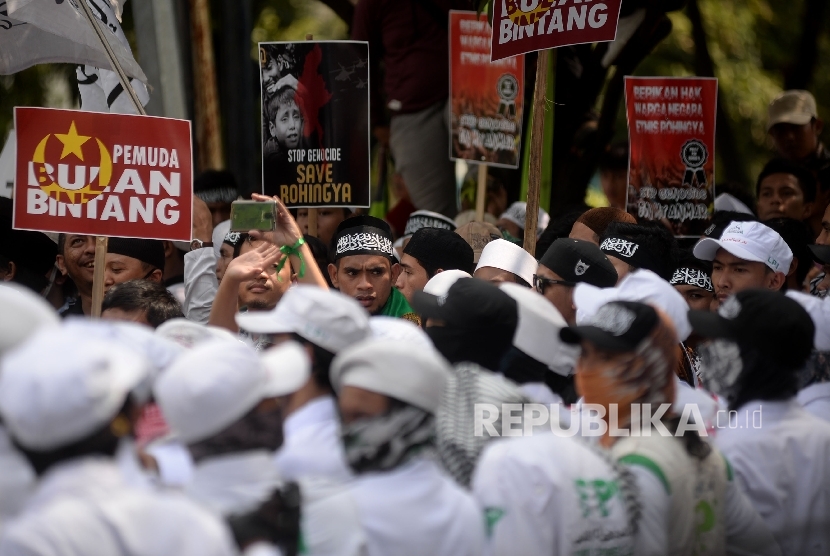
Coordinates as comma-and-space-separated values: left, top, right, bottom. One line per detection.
450, 11, 525, 169
259, 41, 370, 208
490, 0, 623, 62
625, 76, 718, 237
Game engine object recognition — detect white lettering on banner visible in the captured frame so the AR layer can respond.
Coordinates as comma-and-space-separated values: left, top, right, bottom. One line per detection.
112, 145, 180, 168
498, 4, 610, 44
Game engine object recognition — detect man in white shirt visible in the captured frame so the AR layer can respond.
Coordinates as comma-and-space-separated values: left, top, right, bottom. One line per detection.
0, 324, 236, 556
690, 289, 830, 555
154, 339, 365, 556
236, 286, 372, 482
330, 338, 485, 556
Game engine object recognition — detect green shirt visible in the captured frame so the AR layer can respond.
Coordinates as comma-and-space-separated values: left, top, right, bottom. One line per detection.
379, 287, 421, 326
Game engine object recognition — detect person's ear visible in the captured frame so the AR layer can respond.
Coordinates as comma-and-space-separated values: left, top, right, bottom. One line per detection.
328, 263, 339, 288
788, 258, 798, 278
162, 241, 175, 258
435, 268, 445, 275
802, 201, 814, 220
1, 261, 16, 281
768, 271, 787, 291
391, 262, 402, 282
149, 269, 163, 283
55, 254, 68, 276
814, 118, 824, 136
269, 120, 277, 138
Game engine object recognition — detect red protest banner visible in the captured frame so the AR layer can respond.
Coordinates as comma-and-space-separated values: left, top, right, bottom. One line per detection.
13, 107, 192, 242
450, 11, 525, 168
624, 76, 717, 237
490, 0, 622, 62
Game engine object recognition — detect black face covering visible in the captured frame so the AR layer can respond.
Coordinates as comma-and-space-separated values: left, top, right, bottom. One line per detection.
188, 405, 285, 463
426, 325, 514, 371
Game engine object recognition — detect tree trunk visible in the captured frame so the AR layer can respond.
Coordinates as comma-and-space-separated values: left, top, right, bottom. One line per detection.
784, 0, 828, 90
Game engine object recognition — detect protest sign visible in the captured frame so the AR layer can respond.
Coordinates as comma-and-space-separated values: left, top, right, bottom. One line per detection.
259, 40, 370, 208
450, 11, 525, 169
13, 107, 192, 241
624, 76, 717, 237
490, 0, 623, 62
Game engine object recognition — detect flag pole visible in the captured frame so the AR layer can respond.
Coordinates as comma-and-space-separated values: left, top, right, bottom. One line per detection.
77, 1, 147, 316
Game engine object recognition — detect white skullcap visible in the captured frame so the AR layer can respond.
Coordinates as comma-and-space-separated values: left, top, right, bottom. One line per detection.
499, 283, 578, 376
0, 284, 59, 357
236, 285, 371, 353
330, 339, 452, 413
154, 340, 309, 444
499, 202, 551, 238
212, 220, 231, 257
713, 193, 754, 216
422, 269, 471, 298
156, 317, 240, 349
786, 291, 830, 351
0, 325, 149, 450
369, 316, 434, 350
475, 238, 537, 285
574, 269, 692, 342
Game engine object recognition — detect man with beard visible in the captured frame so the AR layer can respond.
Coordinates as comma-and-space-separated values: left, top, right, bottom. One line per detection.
328, 216, 418, 323
691, 289, 830, 555
330, 338, 484, 555
154, 340, 365, 555
56, 234, 96, 316
693, 220, 792, 307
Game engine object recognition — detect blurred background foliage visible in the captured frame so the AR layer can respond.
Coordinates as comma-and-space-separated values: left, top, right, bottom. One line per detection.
2, 0, 829, 192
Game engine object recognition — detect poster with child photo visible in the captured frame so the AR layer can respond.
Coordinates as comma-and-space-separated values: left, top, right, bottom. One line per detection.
259, 41, 371, 208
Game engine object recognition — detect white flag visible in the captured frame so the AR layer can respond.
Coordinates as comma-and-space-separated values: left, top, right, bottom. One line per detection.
1, 0, 147, 82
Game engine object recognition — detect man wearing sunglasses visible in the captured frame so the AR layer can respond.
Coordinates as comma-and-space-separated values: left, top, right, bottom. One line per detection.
535, 238, 617, 324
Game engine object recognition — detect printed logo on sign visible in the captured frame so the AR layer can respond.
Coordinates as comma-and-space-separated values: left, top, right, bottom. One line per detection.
497, 74, 519, 102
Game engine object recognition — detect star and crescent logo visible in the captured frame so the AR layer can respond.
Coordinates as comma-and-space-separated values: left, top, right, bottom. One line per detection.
30, 120, 112, 205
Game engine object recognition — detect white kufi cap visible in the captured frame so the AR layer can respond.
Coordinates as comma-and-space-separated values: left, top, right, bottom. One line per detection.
475, 238, 537, 286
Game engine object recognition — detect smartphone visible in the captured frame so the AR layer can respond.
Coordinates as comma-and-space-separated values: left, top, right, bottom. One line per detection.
230, 200, 277, 232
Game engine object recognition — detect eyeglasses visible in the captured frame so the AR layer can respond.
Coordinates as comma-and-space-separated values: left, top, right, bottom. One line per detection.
533, 274, 576, 295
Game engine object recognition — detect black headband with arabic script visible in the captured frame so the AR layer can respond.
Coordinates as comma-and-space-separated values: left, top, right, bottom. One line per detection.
333, 215, 395, 262
599, 236, 662, 275
670, 267, 714, 291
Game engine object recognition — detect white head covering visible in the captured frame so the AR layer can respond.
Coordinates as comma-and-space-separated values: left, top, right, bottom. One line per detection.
235, 285, 371, 354
369, 316, 434, 350
331, 339, 452, 413
475, 238, 537, 285
499, 283, 578, 376
156, 317, 240, 349
422, 269, 471, 298
786, 291, 830, 351
499, 201, 551, 238
694, 220, 792, 274
713, 193, 754, 216
574, 269, 692, 342
0, 325, 149, 450
154, 341, 309, 444
0, 283, 59, 357
212, 220, 231, 257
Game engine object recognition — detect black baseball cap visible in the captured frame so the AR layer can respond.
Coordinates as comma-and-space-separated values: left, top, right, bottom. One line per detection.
560, 301, 659, 352
411, 277, 517, 331
809, 244, 830, 265
688, 289, 814, 368
539, 238, 617, 288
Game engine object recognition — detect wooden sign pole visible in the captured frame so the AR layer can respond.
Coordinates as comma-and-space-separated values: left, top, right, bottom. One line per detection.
475, 163, 488, 222
523, 50, 549, 257
90, 236, 109, 317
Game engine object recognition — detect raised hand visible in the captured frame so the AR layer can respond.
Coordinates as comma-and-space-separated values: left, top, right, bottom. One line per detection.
223, 241, 282, 283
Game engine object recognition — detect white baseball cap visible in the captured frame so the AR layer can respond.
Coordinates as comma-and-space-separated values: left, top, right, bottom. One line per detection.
330, 338, 452, 413
574, 269, 692, 342
693, 220, 793, 274
499, 283, 578, 376
154, 340, 309, 444
212, 220, 231, 257
786, 291, 830, 351
369, 316, 434, 350
422, 269, 471, 298
0, 325, 150, 450
0, 283, 60, 357
235, 286, 371, 354
156, 318, 241, 349
475, 238, 537, 286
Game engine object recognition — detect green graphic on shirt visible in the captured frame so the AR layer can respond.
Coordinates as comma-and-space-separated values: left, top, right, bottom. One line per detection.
575, 479, 619, 518
484, 507, 505, 537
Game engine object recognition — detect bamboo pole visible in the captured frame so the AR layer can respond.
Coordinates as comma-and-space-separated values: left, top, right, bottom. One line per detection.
189, 0, 224, 170
523, 50, 549, 257
475, 163, 488, 222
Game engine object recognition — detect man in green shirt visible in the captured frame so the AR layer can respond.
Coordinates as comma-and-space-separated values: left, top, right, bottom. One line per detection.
328, 216, 419, 324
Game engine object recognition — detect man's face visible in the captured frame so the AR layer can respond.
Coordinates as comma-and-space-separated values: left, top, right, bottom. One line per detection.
338, 386, 390, 425
535, 264, 576, 324
237, 240, 291, 311
395, 253, 431, 305
206, 202, 232, 228
474, 265, 523, 286
101, 307, 151, 327
674, 284, 715, 312
57, 234, 96, 295
216, 243, 234, 283
329, 255, 397, 314
757, 173, 810, 221
103, 254, 161, 292
569, 222, 599, 244
770, 121, 820, 161
817, 203, 830, 246
269, 100, 302, 149
712, 248, 780, 305
297, 208, 349, 246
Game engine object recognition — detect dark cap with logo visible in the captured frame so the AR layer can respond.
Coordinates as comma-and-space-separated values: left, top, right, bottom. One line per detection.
539, 238, 617, 288
560, 301, 659, 352
688, 289, 814, 368
411, 277, 517, 331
